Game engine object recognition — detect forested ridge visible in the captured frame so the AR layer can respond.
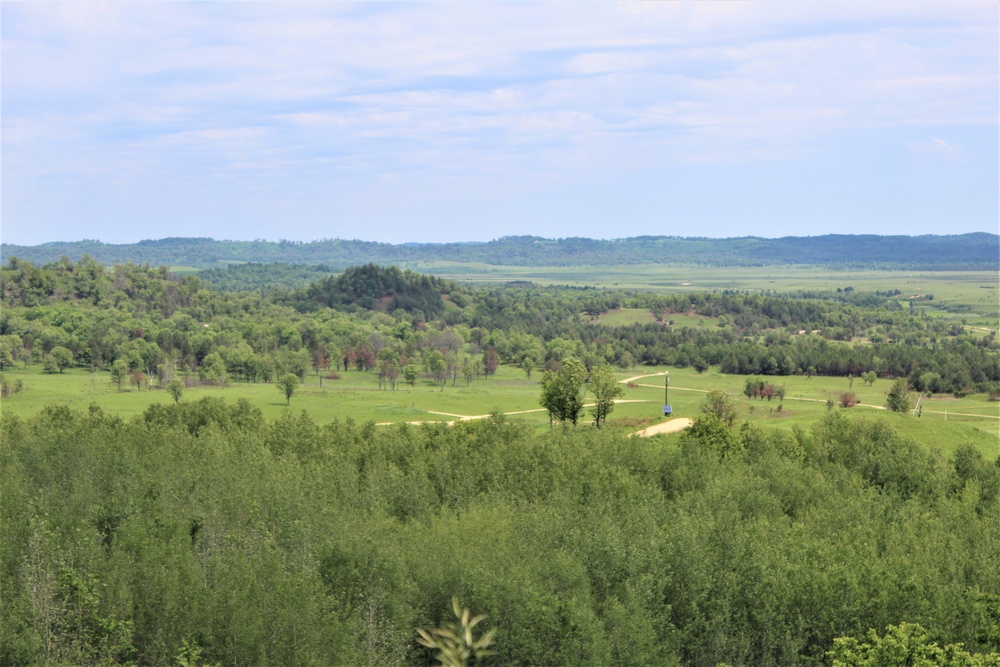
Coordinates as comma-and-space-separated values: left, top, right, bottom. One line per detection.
3, 232, 997, 269
1, 256, 999, 666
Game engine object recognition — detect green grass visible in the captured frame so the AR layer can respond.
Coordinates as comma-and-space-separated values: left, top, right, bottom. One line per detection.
593, 308, 658, 326
591, 308, 719, 328
166, 265, 203, 275
4, 363, 996, 457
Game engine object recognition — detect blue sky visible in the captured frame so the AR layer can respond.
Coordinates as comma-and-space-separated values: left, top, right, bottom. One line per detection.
2, 2, 997, 245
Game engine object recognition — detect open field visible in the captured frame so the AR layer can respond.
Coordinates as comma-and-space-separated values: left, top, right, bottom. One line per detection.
4, 362, 997, 457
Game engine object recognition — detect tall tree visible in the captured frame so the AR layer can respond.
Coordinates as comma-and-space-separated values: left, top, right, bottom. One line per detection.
109, 359, 128, 391
589, 364, 623, 428
482, 347, 499, 378
885, 378, 911, 413
539, 357, 587, 426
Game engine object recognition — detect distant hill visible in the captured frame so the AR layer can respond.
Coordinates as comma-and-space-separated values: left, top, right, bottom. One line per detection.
2, 233, 997, 270
289, 263, 462, 316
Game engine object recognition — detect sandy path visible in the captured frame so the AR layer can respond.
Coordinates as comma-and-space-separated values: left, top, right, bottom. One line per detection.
376, 399, 658, 426
630, 418, 694, 438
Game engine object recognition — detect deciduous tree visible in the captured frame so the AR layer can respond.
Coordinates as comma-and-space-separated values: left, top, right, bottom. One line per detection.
276, 373, 298, 406
539, 357, 587, 426
700, 389, 739, 427
886, 378, 910, 413
589, 364, 623, 428
167, 377, 184, 403
49, 346, 74, 373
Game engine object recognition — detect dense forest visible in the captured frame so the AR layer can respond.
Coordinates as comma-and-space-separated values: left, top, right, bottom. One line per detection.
1, 255, 999, 666
3, 232, 997, 270
2, 400, 999, 665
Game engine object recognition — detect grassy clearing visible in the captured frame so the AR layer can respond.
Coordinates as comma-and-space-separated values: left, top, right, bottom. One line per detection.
166, 265, 203, 275
4, 363, 996, 457
593, 308, 658, 326
590, 308, 719, 328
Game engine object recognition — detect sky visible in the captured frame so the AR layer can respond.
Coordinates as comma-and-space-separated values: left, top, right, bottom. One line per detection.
2, 2, 998, 246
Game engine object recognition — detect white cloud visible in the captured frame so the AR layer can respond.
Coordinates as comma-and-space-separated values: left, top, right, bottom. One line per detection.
2, 1, 997, 243
910, 137, 964, 163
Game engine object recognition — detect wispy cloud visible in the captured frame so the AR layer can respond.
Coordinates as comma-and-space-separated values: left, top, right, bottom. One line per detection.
910, 137, 964, 163
2, 2, 997, 244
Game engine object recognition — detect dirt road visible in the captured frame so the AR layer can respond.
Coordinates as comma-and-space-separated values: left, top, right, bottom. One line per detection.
630, 418, 694, 438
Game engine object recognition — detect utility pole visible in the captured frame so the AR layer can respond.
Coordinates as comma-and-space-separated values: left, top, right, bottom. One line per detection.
663, 371, 672, 416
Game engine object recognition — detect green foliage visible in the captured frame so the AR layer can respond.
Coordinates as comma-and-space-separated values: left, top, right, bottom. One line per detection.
404, 362, 421, 387
2, 407, 1000, 666
682, 412, 742, 458
539, 356, 587, 425
0, 373, 24, 398
589, 364, 623, 427
276, 373, 298, 406
167, 377, 185, 403
4, 233, 996, 269
198, 352, 228, 387
700, 389, 740, 427
295, 263, 455, 317
829, 623, 1000, 666
109, 358, 128, 391
416, 598, 496, 667
886, 377, 911, 413
0, 253, 998, 666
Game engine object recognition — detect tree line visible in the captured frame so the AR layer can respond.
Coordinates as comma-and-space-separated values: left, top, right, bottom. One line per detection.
1, 257, 997, 399
3, 232, 997, 269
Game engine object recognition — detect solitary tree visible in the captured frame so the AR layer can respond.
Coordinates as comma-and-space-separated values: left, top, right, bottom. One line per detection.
861, 370, 877, 387
885, 378, 911, 413
167, 377, 184, 403
839, 392, 860, 408
276, 373, 299, 406
589, 364, 623, 428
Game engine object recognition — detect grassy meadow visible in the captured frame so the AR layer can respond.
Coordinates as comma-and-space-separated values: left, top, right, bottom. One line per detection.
4, 361, 996, 458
